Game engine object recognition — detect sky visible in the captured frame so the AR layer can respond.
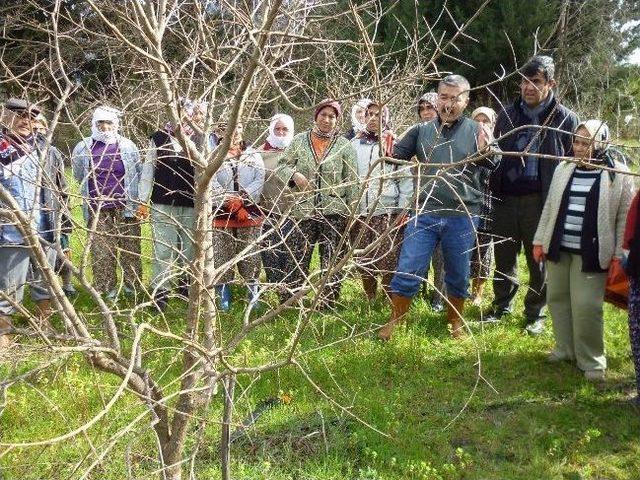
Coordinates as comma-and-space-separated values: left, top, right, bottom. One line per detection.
628, 48, 640, 65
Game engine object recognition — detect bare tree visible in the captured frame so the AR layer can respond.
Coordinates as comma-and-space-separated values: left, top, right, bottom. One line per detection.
1, 1, 616, 479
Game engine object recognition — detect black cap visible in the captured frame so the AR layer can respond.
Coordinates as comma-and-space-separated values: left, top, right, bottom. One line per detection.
4, 98, 41, 118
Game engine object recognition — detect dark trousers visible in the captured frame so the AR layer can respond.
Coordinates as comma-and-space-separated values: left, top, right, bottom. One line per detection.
628, 279, 640, 398
491, 193, 545, 321
261, 215, 294, 285
281, 214, 348, 306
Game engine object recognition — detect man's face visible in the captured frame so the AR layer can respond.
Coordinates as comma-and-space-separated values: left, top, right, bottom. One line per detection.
7, 110, 34, 138
33, 120, 47, 135
191, 107, 205, 127
520, 71, 555, 108
315, 107, 338, 133
437, 84, 469, 123
231, 123, 243, 146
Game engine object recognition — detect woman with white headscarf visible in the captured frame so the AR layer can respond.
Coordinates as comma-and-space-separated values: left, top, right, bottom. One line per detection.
260, 114, 295, 287
533, 119, 634, 382
344, 98, 372, 140
350, 100, 413, 300
470, 106, 498, 306
72, 106, 142, 299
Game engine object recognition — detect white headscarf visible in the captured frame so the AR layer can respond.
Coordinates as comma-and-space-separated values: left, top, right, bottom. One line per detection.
266, 113, 294, 150
471, 106, 497, 127
576, 119, 610, 153
91, 106, 120, 144
351, 98, 372, 134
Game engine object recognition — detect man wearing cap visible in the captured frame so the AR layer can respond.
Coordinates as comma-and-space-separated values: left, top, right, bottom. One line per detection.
486, 55, 578, 335
379, 75, 496, 340
0, 98, 63, 347
72, 106, 142, 300
275, 98, 358, 308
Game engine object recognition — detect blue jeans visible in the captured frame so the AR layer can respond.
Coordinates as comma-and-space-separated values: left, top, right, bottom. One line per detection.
391, 213, 479, 299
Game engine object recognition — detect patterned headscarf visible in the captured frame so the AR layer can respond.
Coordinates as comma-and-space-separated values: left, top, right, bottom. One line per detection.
351, 98, 372, 134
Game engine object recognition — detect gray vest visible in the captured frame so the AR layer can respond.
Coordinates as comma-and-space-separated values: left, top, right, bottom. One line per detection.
414, 117, 483, 216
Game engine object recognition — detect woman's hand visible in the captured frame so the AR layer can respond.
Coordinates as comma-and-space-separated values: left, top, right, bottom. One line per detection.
533, 244, 545, 264
235, 207, 249, 222
224, 195, 244, 213
292, 172, 311, 191
136, 204, 149, 220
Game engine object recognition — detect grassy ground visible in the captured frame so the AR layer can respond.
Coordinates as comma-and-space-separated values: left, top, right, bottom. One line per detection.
1, 173, 640, 479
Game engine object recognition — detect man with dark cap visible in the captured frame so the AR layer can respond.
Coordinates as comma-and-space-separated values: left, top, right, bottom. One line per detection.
0, 98, 64, 348
486, 55, 579, 335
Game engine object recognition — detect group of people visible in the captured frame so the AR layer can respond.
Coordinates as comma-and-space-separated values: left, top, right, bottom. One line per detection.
2, 54, 640, 405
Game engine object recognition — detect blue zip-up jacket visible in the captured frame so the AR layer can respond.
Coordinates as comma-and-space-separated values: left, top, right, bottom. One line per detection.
0, 137, 42, 245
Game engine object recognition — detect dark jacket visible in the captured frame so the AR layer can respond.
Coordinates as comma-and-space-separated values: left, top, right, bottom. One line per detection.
546, 173, 605, 273
149, 130, 195, 207
489, 94, 578, 202
393, 116, 497, 217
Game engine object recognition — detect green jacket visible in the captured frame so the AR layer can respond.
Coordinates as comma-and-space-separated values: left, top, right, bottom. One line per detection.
276, 131, 358, 218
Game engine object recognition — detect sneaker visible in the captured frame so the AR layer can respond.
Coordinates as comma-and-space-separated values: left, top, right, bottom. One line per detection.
0, 317, 13, 349
62, 285, 77, 297
584, 370, 605, 382
479, 308, 508, 323
105, 289, 118, 300
152, 290, 169, 312
525, 319, 545, 336
431, 301, 445, 313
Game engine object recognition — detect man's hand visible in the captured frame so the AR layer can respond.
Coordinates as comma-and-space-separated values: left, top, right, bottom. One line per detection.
136, 204, 150, 220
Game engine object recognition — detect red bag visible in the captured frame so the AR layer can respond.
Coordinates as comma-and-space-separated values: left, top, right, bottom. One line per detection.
604, 258, 629, 309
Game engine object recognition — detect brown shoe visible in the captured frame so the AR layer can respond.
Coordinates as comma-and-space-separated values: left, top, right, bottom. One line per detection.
378, 294, 412, 341
361, 275, 378, 302
35, 299, 55, 332
447, 296, 466, 339
0, 315, 13, 350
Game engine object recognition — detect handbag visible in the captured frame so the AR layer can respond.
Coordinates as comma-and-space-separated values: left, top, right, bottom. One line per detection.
604, 258, 629, 309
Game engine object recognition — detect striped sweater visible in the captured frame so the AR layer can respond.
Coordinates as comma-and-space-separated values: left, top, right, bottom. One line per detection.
560, 167, 600, 251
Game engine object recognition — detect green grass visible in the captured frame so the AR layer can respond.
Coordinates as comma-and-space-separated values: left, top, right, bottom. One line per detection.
1, 171, 640, 479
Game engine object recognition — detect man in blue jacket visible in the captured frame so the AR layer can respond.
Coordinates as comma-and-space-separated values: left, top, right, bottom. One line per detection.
485, 56, 578, 335
0, 98, 62, 348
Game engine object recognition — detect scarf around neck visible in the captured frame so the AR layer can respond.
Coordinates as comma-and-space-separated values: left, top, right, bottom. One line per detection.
0, 133, 35, 166
516, 92, 555, 179
312, 125, 335, 139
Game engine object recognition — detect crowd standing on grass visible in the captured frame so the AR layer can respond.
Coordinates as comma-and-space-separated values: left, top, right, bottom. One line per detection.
2, 54, 640, 404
